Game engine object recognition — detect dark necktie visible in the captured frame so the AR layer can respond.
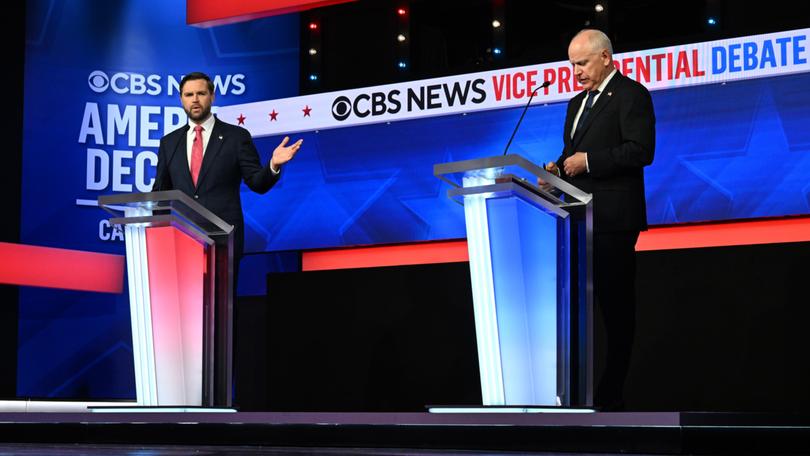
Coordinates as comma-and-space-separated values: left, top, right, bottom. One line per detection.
574, 90, 600, 137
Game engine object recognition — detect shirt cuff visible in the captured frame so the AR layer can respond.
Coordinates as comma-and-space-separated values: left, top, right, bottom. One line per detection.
585, 153, 590, 173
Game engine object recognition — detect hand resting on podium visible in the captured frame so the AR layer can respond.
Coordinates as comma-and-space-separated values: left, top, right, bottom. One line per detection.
537, 161, 560, 193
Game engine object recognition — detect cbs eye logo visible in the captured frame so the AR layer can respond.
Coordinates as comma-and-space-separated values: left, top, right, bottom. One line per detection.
331, 96, 352, 121
88, 71, 110, 93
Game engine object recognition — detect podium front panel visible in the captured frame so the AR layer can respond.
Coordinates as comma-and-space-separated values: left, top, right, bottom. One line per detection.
102, 191, 234, 407
487, 196, 563, 406
145, 226, 204, 406
440, 155, 592, 408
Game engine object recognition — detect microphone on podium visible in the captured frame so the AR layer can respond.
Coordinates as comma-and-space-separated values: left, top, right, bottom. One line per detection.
502, 80, 552, 156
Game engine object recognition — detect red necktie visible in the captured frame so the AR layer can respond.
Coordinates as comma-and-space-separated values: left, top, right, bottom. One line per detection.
190, 125, 203, 186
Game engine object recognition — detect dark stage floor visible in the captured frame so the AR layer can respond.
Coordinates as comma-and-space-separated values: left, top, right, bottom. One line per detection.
0, 444, 659, 456
0, 411, 808, 455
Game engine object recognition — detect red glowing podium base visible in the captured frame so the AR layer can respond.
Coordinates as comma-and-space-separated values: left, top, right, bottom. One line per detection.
99, 190, 234, 408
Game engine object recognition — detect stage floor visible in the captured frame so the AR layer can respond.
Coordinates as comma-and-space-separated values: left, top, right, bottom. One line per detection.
0, 444, 658, 456
0, 411, 808, 454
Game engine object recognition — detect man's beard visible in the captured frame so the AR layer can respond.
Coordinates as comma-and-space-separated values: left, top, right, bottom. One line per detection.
185, 105, 211, 122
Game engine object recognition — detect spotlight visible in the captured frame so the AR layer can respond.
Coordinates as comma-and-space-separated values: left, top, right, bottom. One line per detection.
309, 22, 318, 30
493, 48, 502, 55
594, 3, 604, 12
397, 61, 408, 69
309, 74, 318, 81
397, 8, 407, 16
397, 34, 406, 42
308, 48, 318, 55
707, 17, 717, 25
492, 20, 501, 28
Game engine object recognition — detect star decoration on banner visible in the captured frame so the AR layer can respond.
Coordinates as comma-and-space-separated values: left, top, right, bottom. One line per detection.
302, 105, 312, 117
237, 114, 246, 125
269, 110, 278, 121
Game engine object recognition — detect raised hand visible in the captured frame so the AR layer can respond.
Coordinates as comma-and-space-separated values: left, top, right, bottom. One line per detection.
270, 136, 303, 171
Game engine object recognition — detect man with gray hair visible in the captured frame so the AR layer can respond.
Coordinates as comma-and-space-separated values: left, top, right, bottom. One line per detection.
545, 29, 655, 411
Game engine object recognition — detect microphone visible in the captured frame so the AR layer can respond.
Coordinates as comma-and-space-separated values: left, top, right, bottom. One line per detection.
502, 80, 552, 155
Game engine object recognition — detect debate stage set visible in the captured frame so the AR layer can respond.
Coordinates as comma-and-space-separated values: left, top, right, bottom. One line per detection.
1, 1, 810, 455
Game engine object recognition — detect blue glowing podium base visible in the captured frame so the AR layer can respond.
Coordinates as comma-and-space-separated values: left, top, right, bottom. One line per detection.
435, 154, 593, 408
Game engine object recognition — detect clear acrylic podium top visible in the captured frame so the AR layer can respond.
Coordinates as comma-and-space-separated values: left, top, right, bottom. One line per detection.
434, 154, 592, 218
98, 190, 233, 245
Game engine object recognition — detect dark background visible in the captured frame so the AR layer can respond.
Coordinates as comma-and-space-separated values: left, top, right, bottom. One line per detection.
233, 241, 810, 412
0, 2, 25, 399
299, 0, 810, 93
235, 262, 481, 411
629, 241, 810, 412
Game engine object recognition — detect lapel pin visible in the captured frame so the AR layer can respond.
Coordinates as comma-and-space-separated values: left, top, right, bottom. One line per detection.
607, 92, 613, 96
218, 135, 223, 140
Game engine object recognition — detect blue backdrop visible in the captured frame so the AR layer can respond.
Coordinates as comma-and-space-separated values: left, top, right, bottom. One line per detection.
19, 0, 299, 398
241, 72, 810, 253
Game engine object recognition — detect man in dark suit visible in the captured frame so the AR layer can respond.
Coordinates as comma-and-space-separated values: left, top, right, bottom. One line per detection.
546, 29, 655, 411
153, 71, 302, 264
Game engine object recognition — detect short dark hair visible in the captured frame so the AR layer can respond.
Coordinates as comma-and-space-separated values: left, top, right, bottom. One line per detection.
179, 72, 214, 94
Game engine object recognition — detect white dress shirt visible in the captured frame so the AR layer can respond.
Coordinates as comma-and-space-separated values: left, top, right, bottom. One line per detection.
186, 114, 216, 169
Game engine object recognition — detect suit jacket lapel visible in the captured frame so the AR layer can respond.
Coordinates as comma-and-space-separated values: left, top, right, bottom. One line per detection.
174, 125, 195, 190
195, 118, 225, 189
565, 92, 585, 150
572, 73, 622, 148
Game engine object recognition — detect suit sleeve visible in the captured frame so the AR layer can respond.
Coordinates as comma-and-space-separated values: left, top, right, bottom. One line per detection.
587, 85, 655, 178
237, 128, 280, 194
554, 124, 567, 172
554, 99, 579, 175
152, 137, 173, 191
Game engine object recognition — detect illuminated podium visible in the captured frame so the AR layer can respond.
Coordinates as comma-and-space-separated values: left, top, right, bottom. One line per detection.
434, 154, 594, 408
99, 190, 234, 408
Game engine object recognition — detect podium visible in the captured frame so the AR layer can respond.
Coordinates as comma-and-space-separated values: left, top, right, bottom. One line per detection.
99, 190, 234, 408
434, 154, 593, 408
